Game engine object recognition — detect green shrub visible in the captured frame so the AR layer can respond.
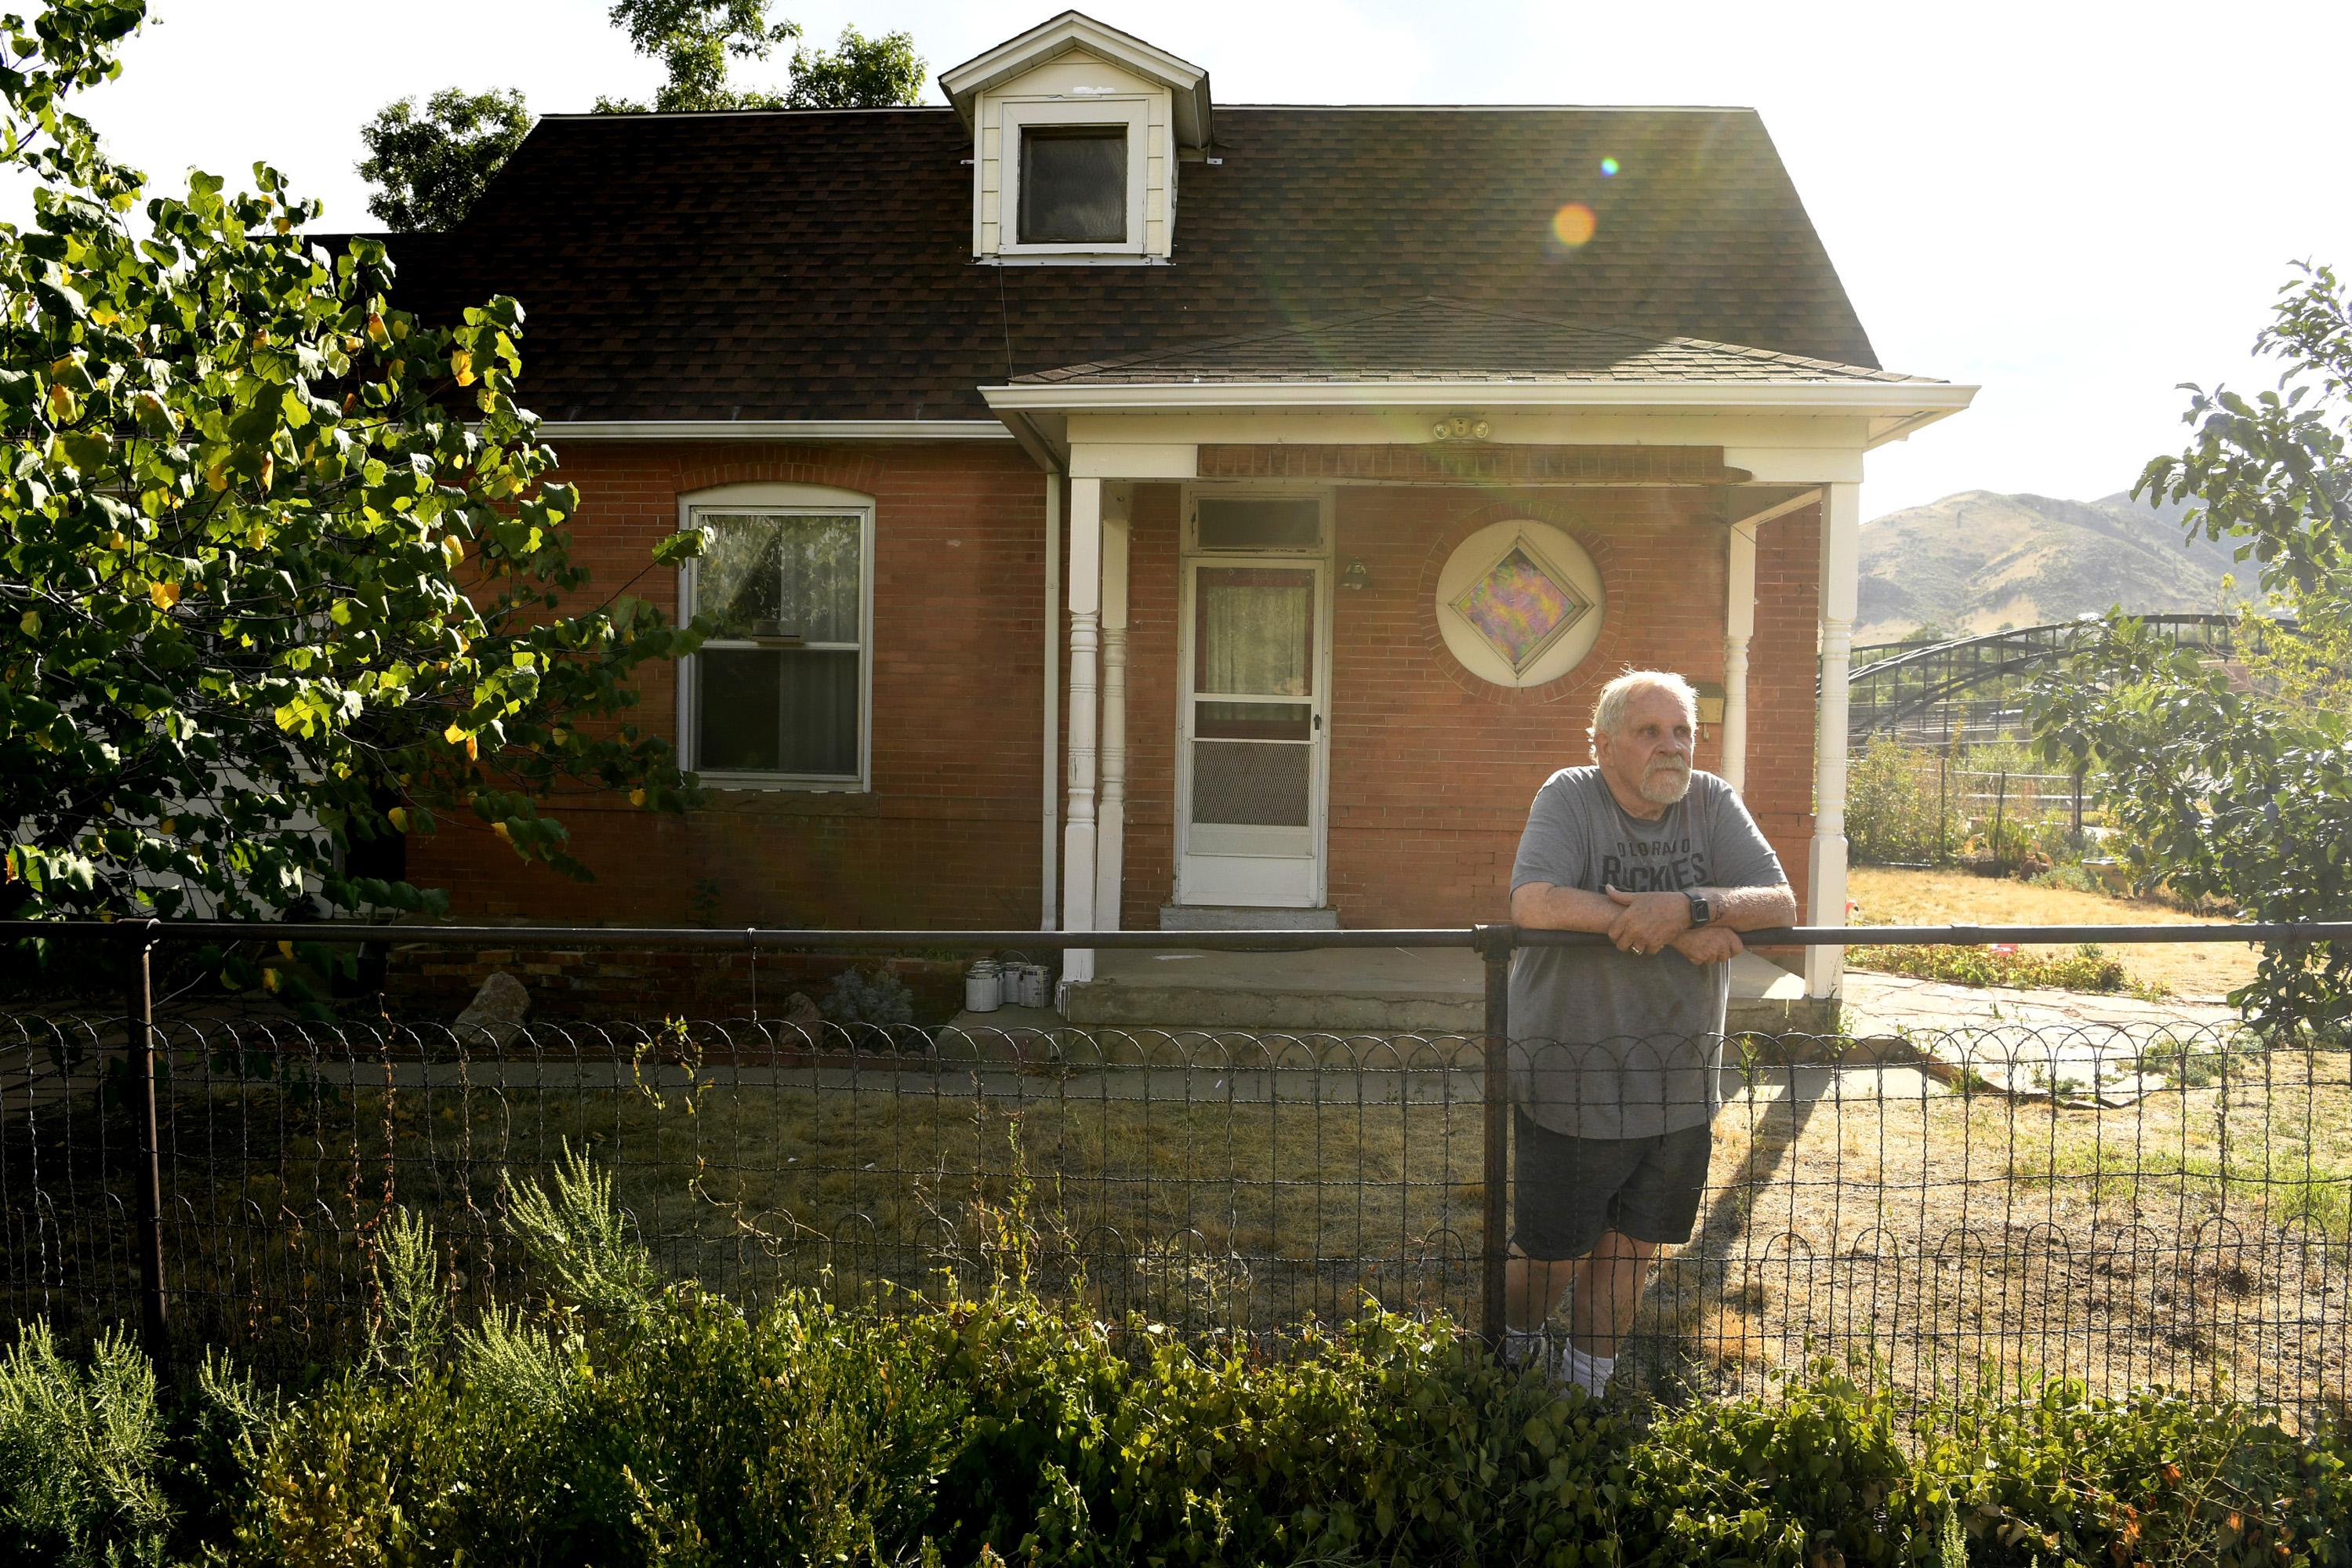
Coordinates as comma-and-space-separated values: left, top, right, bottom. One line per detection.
2028, 861, 2106, 893
18, 1151, 2352, 1568
1624, 1366, 1920, 1566
1848, 942, 2169, 998
826, 965, 915, 1029
1847, 739, 1964, 866
1916, 1377, 2352, 1568
928, 1294, 1632, 1566
0, 1321, 170, 1566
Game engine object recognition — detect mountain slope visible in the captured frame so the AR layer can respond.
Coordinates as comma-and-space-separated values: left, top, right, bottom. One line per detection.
1855, 489, 2240, 644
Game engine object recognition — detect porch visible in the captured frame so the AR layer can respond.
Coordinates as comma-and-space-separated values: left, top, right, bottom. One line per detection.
976, 946, 1820, 1033
985, 303, 1976, 1015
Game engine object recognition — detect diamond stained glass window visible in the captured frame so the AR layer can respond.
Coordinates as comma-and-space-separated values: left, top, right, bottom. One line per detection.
1450, 540, 1592, 673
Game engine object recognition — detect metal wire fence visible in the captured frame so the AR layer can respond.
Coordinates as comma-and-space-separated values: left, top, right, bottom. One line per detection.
5, 983, 2348, 1430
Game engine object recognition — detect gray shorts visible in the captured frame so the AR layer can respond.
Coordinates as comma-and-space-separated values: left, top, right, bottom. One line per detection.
1512, 1109, 1712, 1261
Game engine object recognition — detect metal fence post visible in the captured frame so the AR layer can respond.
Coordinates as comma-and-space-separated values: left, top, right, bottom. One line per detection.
1472, 922, 1513, 1348
124, 918, 169, 1365
1993, 771, 2008, 875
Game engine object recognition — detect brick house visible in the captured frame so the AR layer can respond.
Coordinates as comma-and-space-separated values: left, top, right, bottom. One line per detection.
390, 11, 1972, 1008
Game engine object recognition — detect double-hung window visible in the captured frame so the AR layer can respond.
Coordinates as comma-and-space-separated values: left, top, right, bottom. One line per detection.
681, 492, 873, 789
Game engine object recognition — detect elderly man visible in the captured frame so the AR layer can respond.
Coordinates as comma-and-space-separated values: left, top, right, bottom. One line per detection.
1503, 670, 1797, 1396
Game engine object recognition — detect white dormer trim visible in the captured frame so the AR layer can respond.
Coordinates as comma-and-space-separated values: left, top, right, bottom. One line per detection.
941, 12, 1211, 263
939, 11, 1212, 148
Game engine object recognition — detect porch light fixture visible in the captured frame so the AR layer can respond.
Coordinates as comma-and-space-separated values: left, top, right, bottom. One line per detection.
1341, 558, 1370, 591
1430, 416, 1493, 441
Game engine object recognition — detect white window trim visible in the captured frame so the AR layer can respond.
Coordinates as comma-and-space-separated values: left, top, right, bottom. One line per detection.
997, 96, 1152, 257
675, 481, 876, 793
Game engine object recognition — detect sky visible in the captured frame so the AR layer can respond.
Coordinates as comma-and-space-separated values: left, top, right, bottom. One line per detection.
38, 0, 2352, 521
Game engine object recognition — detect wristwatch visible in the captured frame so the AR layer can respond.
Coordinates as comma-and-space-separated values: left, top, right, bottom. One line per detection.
1686, 891, 1712, 928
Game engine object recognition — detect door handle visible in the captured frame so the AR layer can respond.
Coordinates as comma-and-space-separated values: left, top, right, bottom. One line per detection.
1314, 713, 1323, 731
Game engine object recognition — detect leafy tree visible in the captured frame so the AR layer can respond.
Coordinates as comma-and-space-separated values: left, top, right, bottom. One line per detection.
783, 24, 925, 111
356, 87, 532, 234
358, 7, 927, 226
2031, 263, 2352, 1033
594, 0, 800, 114
0, 0, 706, 933
593, 2, 924, 114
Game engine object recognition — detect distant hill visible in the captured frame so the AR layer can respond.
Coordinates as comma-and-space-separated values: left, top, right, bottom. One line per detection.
1855, 489, 2241, 645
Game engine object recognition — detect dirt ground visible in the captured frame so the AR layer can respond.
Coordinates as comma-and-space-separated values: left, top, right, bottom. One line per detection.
1848, 867, 2263, 1001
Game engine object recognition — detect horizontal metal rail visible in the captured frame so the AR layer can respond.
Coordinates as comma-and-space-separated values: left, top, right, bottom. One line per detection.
2, 920, 2347, 949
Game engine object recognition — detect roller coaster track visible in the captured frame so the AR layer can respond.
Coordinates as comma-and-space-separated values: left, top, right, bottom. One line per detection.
1840, 613, 2288, 744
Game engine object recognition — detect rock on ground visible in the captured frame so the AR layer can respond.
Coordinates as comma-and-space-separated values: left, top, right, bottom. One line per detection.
452, 971, 531, 1048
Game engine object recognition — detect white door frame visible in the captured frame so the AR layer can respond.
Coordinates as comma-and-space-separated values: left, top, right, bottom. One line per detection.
1172, 495, 1335, 908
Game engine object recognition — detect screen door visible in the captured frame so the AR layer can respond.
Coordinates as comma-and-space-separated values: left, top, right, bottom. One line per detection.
1175, 560, 1329, 906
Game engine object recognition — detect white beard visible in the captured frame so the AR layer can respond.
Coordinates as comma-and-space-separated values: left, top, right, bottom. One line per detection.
1638, 760, 1693, 805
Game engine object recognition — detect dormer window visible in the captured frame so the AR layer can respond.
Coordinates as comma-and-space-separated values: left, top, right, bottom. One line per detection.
942, 13, 1212, 265
1020, 125, 1127, 243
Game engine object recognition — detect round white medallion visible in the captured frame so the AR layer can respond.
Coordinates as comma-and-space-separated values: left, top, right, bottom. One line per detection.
1433, 520, 1606, 688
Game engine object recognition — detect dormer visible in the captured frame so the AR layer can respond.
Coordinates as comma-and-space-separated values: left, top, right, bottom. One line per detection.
939, 12, 1212, 264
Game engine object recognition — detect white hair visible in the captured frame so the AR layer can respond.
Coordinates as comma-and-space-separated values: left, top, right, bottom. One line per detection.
1588, 670, 1699, 762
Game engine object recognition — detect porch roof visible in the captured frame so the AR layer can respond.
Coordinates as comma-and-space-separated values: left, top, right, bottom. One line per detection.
1015, 300, 1940, 387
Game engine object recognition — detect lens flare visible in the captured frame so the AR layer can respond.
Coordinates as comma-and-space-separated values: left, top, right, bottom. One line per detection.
1551, 202, 1597, 247
1599, 157, 1620, 177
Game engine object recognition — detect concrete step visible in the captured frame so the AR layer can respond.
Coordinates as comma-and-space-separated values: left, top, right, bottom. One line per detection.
1157, 905, 1341, 931
1055, 947, 1838, 1036
1065, 945, 1479, 1031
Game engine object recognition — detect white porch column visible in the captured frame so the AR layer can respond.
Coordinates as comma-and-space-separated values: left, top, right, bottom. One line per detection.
1722, 518, 1757, 794
1094, 495, 1131, 935
1061, 477, 1103, 986
1806, 481, 1861, 1000
1040, 474, 1061, 931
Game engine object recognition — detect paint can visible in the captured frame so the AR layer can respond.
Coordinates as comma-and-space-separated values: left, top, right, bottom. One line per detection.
964, 958, 1002, 1013
1018, 964, 1047, 1008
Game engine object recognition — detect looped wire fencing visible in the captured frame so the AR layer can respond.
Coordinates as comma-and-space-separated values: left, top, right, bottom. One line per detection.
2, 919, 2348, 1436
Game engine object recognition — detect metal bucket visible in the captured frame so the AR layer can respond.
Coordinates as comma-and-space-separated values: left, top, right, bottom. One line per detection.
964, 958, 1002, 1013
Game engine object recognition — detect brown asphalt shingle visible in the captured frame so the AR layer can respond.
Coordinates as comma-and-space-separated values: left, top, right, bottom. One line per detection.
384, 103, 1879, 423
1018, 299, 1931, 385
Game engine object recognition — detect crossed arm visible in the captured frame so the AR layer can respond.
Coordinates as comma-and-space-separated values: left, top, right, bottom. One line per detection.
1508, 880, 1799, 965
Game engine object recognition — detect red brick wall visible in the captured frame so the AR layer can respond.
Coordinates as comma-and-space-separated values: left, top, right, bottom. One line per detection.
414, 448, 1822, 935
407, 439, 1054, 929
1108, 485, 1820, 928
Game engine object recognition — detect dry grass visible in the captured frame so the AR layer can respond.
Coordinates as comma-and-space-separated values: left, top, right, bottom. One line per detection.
1630, 1049, 2352, 1429
1849, 867, 2261, 1000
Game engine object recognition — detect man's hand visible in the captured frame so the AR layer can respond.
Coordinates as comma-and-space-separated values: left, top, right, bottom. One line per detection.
1603, 886, 1690, 954
1666, 926, 1745, 965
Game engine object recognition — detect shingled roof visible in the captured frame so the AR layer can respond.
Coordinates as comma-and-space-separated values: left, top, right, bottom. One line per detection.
386, 104, 1878, 424
1018, 299, 1930, 387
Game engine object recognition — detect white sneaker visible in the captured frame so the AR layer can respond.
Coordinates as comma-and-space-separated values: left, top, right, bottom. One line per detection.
1559, 1342, 1615, 1397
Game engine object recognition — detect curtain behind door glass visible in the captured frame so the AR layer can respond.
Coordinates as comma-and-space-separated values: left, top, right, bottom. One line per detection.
1196, 568, 1313, 696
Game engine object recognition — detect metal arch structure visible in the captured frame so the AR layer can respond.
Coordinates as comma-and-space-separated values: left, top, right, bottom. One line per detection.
1839, 613, 2278, 746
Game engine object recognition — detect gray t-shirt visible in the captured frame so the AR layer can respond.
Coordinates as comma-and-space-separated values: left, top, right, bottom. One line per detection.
1508, 767, 1785, 1139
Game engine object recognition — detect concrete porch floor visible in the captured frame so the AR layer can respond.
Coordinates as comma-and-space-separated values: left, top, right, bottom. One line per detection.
997, 946, 1828, 1035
